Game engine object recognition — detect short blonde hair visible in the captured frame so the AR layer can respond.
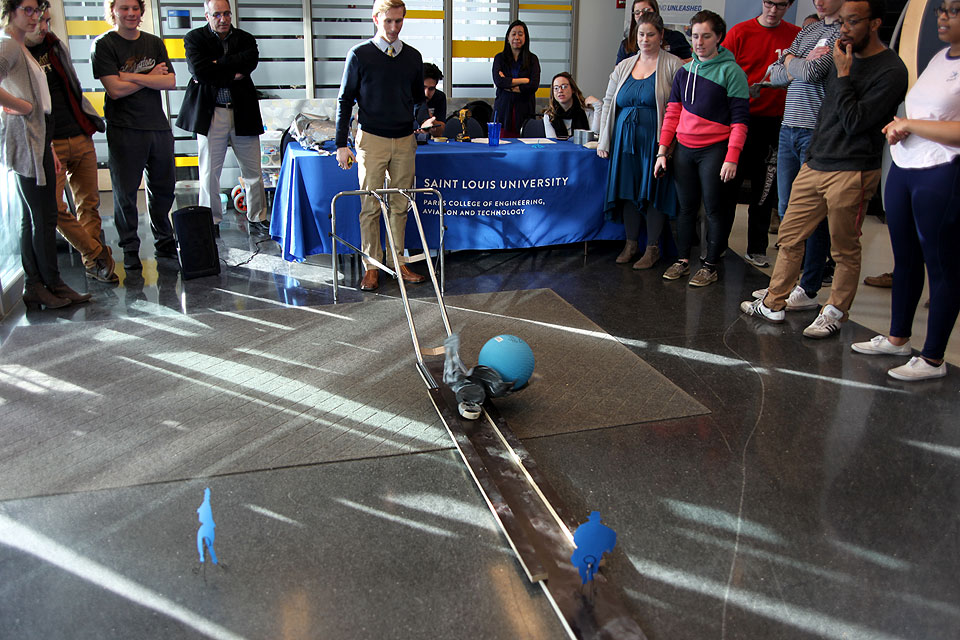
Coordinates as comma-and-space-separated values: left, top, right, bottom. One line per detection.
104, 0, 144, 25
372, 0, 405, 17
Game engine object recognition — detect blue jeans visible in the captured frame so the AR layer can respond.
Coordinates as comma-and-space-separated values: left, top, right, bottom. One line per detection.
777, 125, 829, 295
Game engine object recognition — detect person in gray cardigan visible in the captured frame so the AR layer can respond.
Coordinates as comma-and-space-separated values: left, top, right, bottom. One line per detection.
26, 6, 116, 284
598, 11, 683, 270
0, 0, 91, 309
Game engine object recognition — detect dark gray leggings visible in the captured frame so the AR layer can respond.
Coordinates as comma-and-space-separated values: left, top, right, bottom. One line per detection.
673, 141, 735, 266
622, 200, 666, 248
16, 115, 59, 287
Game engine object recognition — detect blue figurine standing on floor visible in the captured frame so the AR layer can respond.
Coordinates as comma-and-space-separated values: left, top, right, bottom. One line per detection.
197, 488, 218, 564
571, 511, 616, 584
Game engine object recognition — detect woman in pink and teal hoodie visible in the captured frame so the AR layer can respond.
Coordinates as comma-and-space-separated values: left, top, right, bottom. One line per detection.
655, 10, 749, 288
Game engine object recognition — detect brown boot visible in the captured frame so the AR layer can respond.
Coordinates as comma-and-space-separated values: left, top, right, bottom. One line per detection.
360, 268, 379, 291
50, 281, 92, 304
616, 240, 639, 264
632, 245, 661, 270
22, 282, 70, 310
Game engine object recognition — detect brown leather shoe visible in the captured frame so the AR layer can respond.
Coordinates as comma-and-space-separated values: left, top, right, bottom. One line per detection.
399, 265, 426, 284
51, 280, 92, 304
360, 268, 379, 291
863, 272, 892, 288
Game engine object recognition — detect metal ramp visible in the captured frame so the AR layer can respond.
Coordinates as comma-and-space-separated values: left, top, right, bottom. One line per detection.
329, 189, 645, 640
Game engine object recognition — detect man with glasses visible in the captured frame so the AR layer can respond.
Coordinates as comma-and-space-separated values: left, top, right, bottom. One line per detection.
26, 6, 118, 283
742, 0, 907, 340
92, 0, 178, 272
762, 0, 844, 311
176, 0, 267, 235
724, 0, 801, 269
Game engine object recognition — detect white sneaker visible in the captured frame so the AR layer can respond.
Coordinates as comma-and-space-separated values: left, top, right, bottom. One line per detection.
744, 253, 770, 268
740, 298, 784, 323
751, 285, 818, 311
802, 304, 843, 339
888, 356, 947, 381
851, 335, 912, 356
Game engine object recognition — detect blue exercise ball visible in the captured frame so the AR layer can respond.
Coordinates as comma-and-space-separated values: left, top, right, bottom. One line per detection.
478, 334, 535, 389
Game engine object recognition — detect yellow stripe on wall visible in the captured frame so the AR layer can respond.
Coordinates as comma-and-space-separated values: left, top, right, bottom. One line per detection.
176, 156, 200, 168
84, 91, 105, 117
535, 87, 550, 99
451, 40, 503, 59
65, 20, 111, 36
406, 10, 444, 19
518, 3, 572, 10
164, 38, 186, 59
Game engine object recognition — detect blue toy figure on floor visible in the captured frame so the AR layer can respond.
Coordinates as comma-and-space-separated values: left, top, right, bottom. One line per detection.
197, 488, 218, 564
570, 511, 616, 584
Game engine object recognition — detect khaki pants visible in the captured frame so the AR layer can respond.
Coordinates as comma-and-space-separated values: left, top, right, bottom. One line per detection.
765, 164, 880, 320
198, 106, 266, 224
356, 129, 416, 269
53, 135, 107, 268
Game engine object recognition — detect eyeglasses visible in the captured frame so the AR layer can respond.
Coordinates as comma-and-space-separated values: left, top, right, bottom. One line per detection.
632, 8, 653, 17
553, 84, 570, 91
935, 6, 960, 18
19, 5, 41, 17
209, 11, 232, 20
762, 0, 790, 9
838, 16, 869, 28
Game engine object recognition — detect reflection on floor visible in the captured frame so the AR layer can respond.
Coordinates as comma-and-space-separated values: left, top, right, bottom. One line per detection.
0, 205, 957, 640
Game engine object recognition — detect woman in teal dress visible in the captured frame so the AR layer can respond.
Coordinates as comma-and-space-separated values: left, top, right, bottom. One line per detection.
598, 12, 683, 270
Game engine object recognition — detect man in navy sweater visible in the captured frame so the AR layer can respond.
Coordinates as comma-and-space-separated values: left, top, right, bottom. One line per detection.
335, 0, 435, 291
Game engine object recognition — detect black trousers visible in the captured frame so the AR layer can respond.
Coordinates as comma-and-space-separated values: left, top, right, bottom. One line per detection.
726, 115, 781, 255
674, 141, 736, 265
16, 114, 59, 287
107, 125, 176, 254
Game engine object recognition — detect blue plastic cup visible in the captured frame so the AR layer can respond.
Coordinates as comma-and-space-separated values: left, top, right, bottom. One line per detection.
488, 122, 501, 146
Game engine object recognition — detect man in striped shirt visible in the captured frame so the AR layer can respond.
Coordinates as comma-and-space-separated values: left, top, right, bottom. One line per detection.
765, 0, 843, 311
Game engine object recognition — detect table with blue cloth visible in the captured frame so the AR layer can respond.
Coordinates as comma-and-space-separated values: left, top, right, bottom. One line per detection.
270, 140, 624, 262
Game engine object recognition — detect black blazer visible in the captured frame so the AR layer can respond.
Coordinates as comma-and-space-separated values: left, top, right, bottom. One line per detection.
175, 26, 263, 137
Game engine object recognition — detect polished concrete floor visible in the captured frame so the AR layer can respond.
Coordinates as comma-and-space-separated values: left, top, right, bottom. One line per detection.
1, 202, 958, 640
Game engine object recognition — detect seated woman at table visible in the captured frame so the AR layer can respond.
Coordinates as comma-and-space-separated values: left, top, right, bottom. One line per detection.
598, 11, 684, 270
543, 72, 602, 139
616, 0, 691, 65
418, 62, 446, 137
492, 20, 540, 138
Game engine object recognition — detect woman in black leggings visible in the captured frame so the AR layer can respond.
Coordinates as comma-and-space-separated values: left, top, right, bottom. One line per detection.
0, 0, 89, 309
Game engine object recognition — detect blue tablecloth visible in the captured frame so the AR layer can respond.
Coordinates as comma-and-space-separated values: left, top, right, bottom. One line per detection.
270, 139, 624, 262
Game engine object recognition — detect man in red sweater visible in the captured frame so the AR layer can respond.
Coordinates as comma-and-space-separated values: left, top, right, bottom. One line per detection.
724, 0, 801, 268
